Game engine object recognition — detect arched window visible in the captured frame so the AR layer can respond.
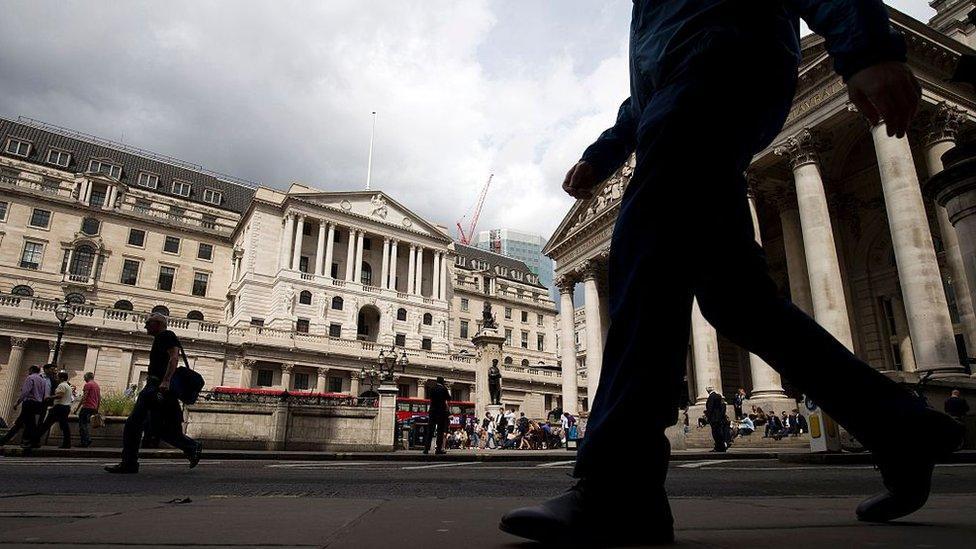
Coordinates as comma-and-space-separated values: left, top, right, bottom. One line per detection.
299, 290, 312, 305
331, 296, 343, 310
80, 217, 100, 235
69, 245, 96, 278
504, 356, 513, 365
521, 359, 530, 367
11, 285, 34, 297
397, 308, 407, 321
423, 313, 432, 325
65, 292, 86, 304
151, 305, 170, 316
360, 262, 372, 286
113, 300, 133, 311
187, 310, 204, 320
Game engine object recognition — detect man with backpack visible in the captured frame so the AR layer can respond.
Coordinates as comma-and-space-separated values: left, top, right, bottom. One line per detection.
106, 313, 202, 473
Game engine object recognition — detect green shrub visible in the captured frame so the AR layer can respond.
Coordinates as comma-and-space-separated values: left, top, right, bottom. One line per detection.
99, 391, 135, 417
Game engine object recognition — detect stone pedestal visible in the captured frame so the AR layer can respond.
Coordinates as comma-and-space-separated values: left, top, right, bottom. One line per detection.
471, 329, 506, 417
376, 382, 399, 451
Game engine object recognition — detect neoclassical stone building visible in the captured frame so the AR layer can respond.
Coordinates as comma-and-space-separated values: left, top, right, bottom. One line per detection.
545, 6, 976, 416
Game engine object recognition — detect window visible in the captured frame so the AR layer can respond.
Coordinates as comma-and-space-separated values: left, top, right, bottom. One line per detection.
197, 243, 213, 261
89, 186, 106, 208
332, 296, 344, 310
68, 245, 97, 278
201, 214, 217, 229
192, 272, 209, 296
328, 376, 343, 393
20, 241, 44, 269
11, 285, 33, 297
47, 149, 71, 167
171, 180, 192, 197
330, 263, 339, 278
504, 328, 512, 346
299, 256, 309, 273
397, 308, 407, 321
152, 305, 170, 316
0, 201, 7, 221
5, 138, 30, 157
397, 384, 410, 398
360, 262, 372, 286
250, 317, 265, 327
537, 334, 545, 352
423, 313, 432, 325
521, 311, 528, 323
395, 333, 406, 347
460, 298, 469, 312
81, 217, 100, 235
134, 199, 152, 214
113, 299, 133, 311
422, 338, 432, 350
202, 188, 222, 205
537, 314, 543, 327
521, 331, 529, 349
296, 318, 310, 333
127, 228, 146, 247
504, 307, 512, 320
294, 372, 310, 390
257, 369, 273, 387
187, 310, 204, 320
163, 236, 180, 254
299, 290, 312, 305
460, 320, 469, 339
29, 208, 51, 229
363, 238, 371, 251
157, 266, 176, 291
329, 323, 342, 337
504, 356, 513, 365
521, 359, 530, 367
88, 159, 121, 179
137, 172, 159, 189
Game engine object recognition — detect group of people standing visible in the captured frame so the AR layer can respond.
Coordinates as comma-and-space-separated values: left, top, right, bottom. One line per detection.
0, 364, 101, 449
700, 387, 809, 452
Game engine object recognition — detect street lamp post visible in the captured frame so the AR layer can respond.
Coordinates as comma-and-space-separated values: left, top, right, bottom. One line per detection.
52, 299, 76, 365
360, 345, 409, 389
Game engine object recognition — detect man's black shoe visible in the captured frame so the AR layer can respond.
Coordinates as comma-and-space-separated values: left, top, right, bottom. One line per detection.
188, 442, 203, 469
104, 463, 138, 474
435, 449, 447, 455
499, 480, 674, 546
856, 410, 964, 523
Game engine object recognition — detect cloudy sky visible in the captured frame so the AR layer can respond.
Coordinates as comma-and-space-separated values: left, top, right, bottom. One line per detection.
0, 1, 933, 240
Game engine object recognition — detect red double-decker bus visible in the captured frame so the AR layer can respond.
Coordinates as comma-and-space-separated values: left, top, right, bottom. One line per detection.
396, 397, 475, 430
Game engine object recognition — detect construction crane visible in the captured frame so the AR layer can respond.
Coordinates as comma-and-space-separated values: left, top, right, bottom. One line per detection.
456, 174, 493, 245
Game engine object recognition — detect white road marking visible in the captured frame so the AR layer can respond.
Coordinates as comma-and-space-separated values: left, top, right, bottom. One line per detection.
535, 460, 576, 468
266, 462, 373, 468
677, 460, 732, 469
401, 462, 484, 470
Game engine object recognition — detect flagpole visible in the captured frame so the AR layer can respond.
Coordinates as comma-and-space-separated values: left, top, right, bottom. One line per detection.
366, 111, 377, 191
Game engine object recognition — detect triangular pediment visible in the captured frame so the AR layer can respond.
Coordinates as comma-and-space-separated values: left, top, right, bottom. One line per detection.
285, 187, 451, 243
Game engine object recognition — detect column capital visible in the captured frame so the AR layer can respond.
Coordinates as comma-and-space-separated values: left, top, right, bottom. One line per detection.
580, 259, 604, 282
774, 129, 823, 170
555, 275, 577, 294
9, 337, 28, 349
238, 358, 256, 370
924, 101, 967, 147
281, 363, 294, 373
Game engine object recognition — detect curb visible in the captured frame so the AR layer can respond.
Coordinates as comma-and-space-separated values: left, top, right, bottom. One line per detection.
777, 450, 976, 465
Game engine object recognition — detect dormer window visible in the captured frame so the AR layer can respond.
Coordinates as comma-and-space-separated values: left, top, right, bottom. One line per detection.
202, 188, 222, 205
46, 149, 71, 167
172, 180, 192, 197
88, 159, 122, 180
137, 172, 159, 189
5, 138, 31, 157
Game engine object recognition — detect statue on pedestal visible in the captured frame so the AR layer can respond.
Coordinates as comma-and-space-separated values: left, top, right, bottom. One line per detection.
482, 300, 497, 330
488, 359, 502, 405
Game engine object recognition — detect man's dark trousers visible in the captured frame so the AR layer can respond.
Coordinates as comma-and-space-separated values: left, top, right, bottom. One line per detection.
0, 401, 40, 446
575, 24, 922, 486
425, 412, 449, 453
121, 380, 196, 467
35, 404, 71, 447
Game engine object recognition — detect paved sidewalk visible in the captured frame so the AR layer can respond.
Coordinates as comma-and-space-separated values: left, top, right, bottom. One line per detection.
0, 493, 972, 548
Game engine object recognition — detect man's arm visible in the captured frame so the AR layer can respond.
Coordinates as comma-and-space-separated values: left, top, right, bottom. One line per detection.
160, 346, 180, 390
565, 97, 638, 199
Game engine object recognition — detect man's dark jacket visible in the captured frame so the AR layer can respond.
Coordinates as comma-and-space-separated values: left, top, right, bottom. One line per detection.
427, 382, 451, 417
705, 392, 725, 424
581, 0, 907, 181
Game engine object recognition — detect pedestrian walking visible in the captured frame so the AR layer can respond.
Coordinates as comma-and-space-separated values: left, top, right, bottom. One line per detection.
733, 388, 746, 420
705, 388, 728, 453
0, 366, 45, 448
34, 371, 73, 448
423, 377, 451, 455
500, 2, 964, 544
105, 313, 202, 473
75, 372, 101, 448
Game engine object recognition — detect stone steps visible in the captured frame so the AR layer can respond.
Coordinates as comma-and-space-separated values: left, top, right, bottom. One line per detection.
684, 426, 810, 449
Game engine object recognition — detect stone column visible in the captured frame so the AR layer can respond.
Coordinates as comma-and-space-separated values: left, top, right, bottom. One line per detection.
416, 379, 426, 399
582, 262, 605, 409
745, 185, 791, 404
354, 230, 365, 284
103, 185, 116, 210
381, 238, 390, 289
345, 229, 357, 281
389, 240, 399, 290
924, 104, 976, 353
315, 220, 327, 276
690, 299, 722, 404
350, 375, 361, 397
0, 337, 28, 423
291, 215, 305, 271
432, 252, 441, 300
557, 276, 579, 415
280, 214, 295, 270
324, 223, 336, 278
891, 295, 917, 371
775, 129, 854, 349
281, 363, 294, 391
407, 245, 417, 294
316, 368, 329, 393
773, 189, 815, 315
440, 253, 449, 300
239, 359, 254, 389
872, 123, 962, 375
415, 247, 425, 296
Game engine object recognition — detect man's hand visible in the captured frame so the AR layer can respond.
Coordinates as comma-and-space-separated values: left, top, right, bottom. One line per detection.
562, 161, 601, 200
847, 61, 921, 138
159, 380, 170, 392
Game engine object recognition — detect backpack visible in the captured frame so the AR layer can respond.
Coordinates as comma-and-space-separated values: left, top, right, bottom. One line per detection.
170, 342, 205, 405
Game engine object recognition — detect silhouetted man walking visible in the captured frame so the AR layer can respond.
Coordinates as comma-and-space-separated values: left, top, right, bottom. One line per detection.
501, 1, 963, 545
704, 388, 727, 453
423, 376, 451, 455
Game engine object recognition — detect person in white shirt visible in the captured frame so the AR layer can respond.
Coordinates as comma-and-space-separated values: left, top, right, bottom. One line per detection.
34, 371, 73, 448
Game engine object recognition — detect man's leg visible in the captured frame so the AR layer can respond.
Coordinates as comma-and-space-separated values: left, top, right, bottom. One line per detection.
78, 409, 92, 447
55, 407, 71, 447
119, 387, 154, 468
156, 395, 198, 456
0, 407, 27, 445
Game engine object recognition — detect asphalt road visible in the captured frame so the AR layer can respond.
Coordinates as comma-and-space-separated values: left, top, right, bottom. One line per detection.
2, 456, 976, 499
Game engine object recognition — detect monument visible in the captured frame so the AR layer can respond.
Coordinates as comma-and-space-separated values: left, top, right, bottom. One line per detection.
472, 300, 506, 418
